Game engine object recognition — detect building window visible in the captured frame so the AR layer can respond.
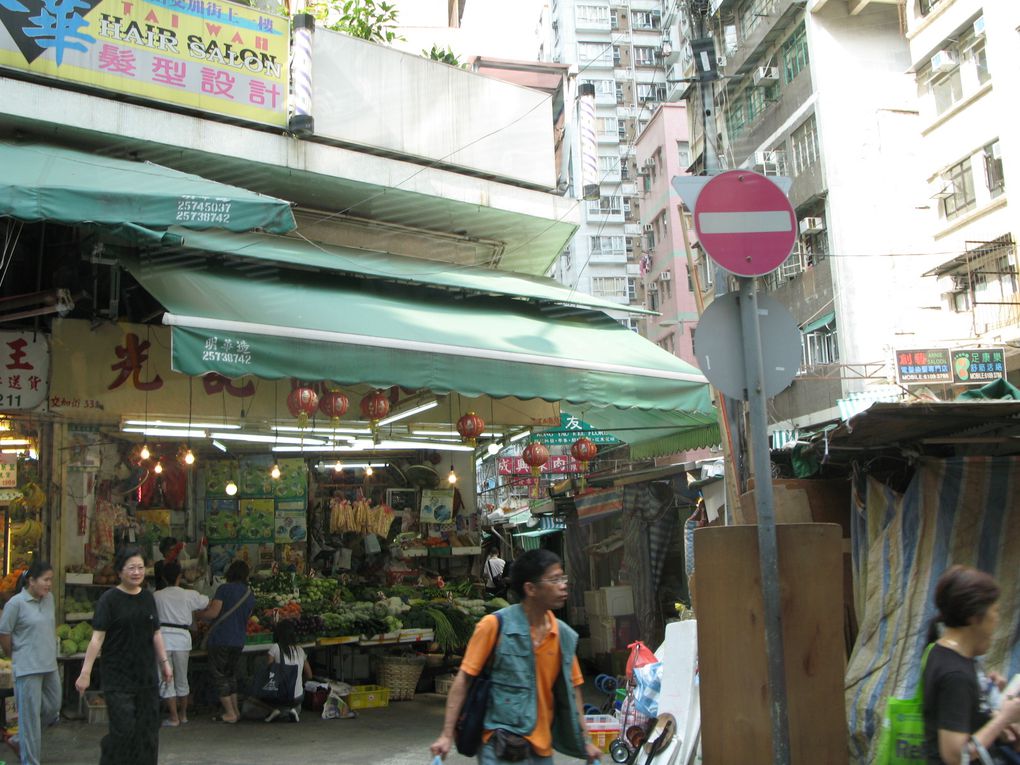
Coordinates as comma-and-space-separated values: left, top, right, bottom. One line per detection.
648, 287, 659, 312
646, 228, 656, 249
634, 46, 656, 67
618, 121, 627, 140
973, 42, 990, 85
620, 161, 630, 180
677, 141, 690, 169
637, 83, 667, 104
930, 64, 963, 116
627, 277, 637, 301
599, 155, 620, 176
941, 157, 975, 220
591, 276, 627, 297
584, 78, 615, 98
590, 235, 625, 256
575, 4, 611, 26
801, 322, 838, 368
790, 116, 819, 175
631, 10, 661, 30
726, 100, 747, 138
578, 42, 612, 65
588, 195, 623, 216
624, 317, 639, 332
747, 82, 779, 121
597, 117, 618, 139
657, 333, 676, 354
613, 45, 622, 66
781, 23, 808, 84
983, 141, 1004, 198
739, 0, 772, 40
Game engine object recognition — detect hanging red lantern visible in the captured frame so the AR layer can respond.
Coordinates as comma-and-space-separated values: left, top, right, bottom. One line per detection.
359, 389, 391, 427
287, 386, 319, 428
456, 412, 486, 446
521, 441, 550, 477
570, 437, 598, 465
319, 390, 349, 427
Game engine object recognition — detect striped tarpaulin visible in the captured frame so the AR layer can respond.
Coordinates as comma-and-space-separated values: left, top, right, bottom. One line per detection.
845, 457, 1020, 763
574, 487, 624, 525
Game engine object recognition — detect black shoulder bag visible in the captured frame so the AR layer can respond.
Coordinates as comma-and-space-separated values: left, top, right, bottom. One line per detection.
454, 611, 503, 757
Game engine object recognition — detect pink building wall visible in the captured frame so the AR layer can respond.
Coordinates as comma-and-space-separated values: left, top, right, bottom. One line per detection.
635, 103, 699, 366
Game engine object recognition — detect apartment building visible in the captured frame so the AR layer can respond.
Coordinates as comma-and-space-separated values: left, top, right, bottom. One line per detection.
903, 0, 1020, 362
671, 0, 936, 435
541, 0, 673, 322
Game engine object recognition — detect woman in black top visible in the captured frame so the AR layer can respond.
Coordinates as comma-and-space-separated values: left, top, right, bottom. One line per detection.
922, 565, 1020, 764
76, 547, 174, 765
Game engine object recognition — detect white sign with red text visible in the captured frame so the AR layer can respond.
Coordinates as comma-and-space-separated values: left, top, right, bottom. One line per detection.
0, 331, 49, 410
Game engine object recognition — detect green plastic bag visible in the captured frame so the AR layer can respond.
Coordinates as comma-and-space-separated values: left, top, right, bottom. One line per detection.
875, 644, 934, 765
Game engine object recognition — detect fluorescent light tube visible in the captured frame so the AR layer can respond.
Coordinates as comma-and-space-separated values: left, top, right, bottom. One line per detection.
273, 426, 372, 435
211, 432, 326, 446
123, 428, 208, 439
509, 430, 532, 443
124, 420, 241, 429
412, 430, 504, 438
212, 440, 228, 452
376, 400, 439, 426
0, 439, 32, 446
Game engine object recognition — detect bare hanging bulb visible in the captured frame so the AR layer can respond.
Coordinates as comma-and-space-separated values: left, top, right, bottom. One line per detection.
447, 465, 457, 485
225, 480, 238, 496
333, 460, 343, 473
153, 460, 164, 475
184, 449, 195, 466
270, 463, 281, 480
365, 465, 374, 476
140, 443, 151, 461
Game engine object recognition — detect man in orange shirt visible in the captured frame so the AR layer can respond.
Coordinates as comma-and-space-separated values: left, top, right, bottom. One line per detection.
430, 549, 601, 764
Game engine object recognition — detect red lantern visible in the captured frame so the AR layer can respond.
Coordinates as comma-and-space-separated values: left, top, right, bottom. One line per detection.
521, 441, 550, 477
360, 390, 391, 426
570, 437, 598, 465
456, 412, 486, 446
319, 390, 349, 427
287, 386, 319, 428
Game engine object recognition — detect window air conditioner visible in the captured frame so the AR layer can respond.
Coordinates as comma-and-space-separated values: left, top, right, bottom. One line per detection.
930, 49, 958, 75
659, 270, 672, 282
643, 158, 656, 169
799, 217, 824, 235
643, 224, 654, 233
753, 66, 778, 85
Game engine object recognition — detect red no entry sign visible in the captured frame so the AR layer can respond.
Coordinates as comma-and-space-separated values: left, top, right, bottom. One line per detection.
694, 170, 796, 277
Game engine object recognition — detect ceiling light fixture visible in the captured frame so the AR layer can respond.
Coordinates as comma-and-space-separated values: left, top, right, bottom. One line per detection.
225, 479, 238, 496
124, 420, 241, 430
447, 464, 457, 485
273, 426, 372, 435
212, 440, 228, 453
376, 399, 439, 427
509, 430, 532, 443
124, 427, 209, 439
412, 429, 504, 438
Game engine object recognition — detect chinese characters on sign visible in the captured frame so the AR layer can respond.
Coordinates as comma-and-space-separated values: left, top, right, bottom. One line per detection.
497, 456, 583, 475
0, 331, 49, 409
535, 412, 620, 446
0, 455, 16, 488
895, 347, 1005, 386
0, 0, 289, 126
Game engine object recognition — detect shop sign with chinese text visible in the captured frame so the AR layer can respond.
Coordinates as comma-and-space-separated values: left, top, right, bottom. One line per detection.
498, 455, 583, 475
535, 412, 620, 446
895, 349, 952, 385
950, 348, 1006, 385
0, 0, 289, 127
0, 331, 49, 410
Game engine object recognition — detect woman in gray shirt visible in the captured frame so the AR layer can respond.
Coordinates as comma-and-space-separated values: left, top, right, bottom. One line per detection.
0, 560, 60, 765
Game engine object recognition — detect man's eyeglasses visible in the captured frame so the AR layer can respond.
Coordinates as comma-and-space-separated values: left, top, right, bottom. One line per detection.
538, 575, 569, 586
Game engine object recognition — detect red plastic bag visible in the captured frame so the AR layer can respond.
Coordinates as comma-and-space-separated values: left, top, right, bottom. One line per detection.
625, 641, 657, 680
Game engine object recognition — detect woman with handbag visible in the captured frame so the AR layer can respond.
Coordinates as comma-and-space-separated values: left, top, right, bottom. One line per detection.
75, 547, 174, 765
922, 565, 1020, 764
153, 560, 209, 726
196, 559, 255, 724
261, 620, 312, 723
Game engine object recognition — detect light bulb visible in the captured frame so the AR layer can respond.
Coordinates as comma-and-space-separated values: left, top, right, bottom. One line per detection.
184, 449, 195, 465
225, 480, 238, 496
140, 444, 150, 460
365, 465, 374, 476
333, 460, 343, 473
270, 463, 281, 479
447, 465, 457, 485
487, 442, 501, 456
153, 460, 164, 475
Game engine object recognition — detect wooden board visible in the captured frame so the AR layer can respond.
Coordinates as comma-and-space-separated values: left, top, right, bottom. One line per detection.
693, 523, 848, 764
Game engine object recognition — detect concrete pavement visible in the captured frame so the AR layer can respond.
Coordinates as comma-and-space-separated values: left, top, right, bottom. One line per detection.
36, 694, 591, 765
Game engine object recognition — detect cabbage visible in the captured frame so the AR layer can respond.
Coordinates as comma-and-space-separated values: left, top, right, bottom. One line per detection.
56, 624, 72, 640
61, 639, 78, 655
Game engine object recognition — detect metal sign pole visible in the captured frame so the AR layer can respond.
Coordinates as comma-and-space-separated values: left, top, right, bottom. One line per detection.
737, 275, 791, 764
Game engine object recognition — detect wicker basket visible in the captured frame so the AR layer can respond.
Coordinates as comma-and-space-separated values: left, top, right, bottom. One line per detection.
376, 656, 426, 701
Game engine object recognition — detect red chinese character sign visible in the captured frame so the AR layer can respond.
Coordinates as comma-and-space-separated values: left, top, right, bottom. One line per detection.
0, 331, 49, 409
693, 171, 797, 277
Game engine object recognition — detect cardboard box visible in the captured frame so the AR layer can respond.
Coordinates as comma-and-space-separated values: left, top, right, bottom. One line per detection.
583, 589, 603, 617
588, 616, 616, 654
598, 585, 634, 616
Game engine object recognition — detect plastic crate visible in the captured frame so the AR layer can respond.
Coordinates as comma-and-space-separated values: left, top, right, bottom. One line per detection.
584, 714, 622, 753
434, 674, 456, 695
347, 684, 390, 710
85, 691, 108, 724
245, 633, 273, 645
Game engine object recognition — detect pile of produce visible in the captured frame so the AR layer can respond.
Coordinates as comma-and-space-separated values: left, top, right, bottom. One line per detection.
63, 596, 95, 614
57, 622, 94, 655
246, 616, 271, 638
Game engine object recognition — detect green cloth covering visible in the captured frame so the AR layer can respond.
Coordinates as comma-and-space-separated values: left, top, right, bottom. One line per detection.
956, 378, 1020, 400
0, 141, 295, 234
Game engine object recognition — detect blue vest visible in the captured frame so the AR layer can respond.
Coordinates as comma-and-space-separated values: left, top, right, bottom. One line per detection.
482, 604, 587, 759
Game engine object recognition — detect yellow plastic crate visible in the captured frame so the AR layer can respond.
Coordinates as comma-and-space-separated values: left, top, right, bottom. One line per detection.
584, 714, 621, 753
347, 684, 390, 710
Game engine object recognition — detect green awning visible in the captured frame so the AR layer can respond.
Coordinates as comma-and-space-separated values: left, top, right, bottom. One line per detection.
153, 227, 652, 315
801, 311, 835, 334
0, 141, 295, 234
124, 257, 714, 426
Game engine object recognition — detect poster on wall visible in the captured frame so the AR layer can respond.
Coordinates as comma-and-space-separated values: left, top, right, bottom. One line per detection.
208, 542, 273, 576
420, 488, 455, 525
275, 500, 307, 543
0, 330, 49, 410
135, 508, 171, 547
241, 457, 307, 499
206, 499, 238, 542
237, 497, 274, 542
